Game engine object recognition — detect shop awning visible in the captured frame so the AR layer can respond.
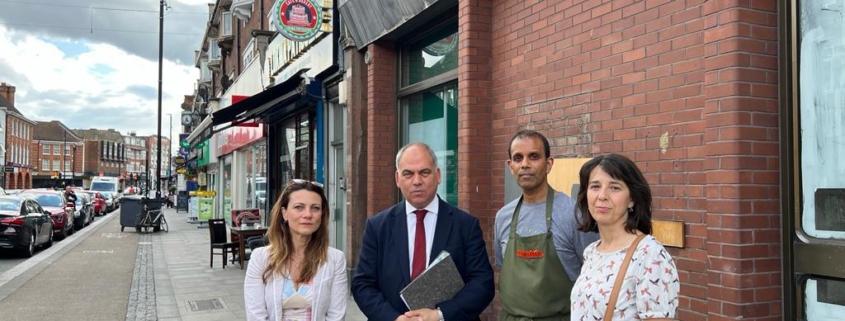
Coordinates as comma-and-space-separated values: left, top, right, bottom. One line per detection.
338, 0, 455, 49
211, 69, 308, 128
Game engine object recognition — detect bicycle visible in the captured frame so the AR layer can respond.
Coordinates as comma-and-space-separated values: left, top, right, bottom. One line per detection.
135, 200, 169, 233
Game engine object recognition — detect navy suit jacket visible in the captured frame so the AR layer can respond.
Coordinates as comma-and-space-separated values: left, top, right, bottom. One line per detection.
352, 197, 494, 321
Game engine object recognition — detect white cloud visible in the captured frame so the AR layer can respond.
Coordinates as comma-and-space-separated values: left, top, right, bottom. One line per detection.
0, 25, 197, 146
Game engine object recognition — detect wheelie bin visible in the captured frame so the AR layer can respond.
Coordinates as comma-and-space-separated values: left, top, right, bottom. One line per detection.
119, 195, 145, 232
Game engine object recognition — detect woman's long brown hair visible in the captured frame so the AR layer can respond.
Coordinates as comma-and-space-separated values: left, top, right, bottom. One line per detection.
261, 181, 330, 284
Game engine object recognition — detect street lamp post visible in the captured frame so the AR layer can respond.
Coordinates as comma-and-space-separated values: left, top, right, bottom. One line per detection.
155, 0, 165, 200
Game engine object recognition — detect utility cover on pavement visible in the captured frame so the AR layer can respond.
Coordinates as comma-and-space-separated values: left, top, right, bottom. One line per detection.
186, 299, 226, 312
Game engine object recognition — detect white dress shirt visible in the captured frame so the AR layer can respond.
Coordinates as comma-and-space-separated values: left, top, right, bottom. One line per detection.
405, 197, 439, 277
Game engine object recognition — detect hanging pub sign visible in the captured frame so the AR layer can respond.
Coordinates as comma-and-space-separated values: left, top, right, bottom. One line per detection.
272, 0, 323, 41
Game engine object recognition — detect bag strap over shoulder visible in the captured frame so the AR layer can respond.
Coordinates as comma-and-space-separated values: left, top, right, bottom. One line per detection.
604, 233, 647, 321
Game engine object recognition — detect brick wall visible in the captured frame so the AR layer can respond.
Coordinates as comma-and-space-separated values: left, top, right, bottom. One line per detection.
485, 0, 780, 319
366, 42, 398, 215
702, 1, 781, 320
458, 0, 497, 318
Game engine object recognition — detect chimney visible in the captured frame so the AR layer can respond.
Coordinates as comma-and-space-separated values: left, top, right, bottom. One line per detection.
0, 82, 15, 106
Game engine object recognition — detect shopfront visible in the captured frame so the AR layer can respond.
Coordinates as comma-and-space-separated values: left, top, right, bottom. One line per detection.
216, 123, 266, 225
209, 27, 342, 229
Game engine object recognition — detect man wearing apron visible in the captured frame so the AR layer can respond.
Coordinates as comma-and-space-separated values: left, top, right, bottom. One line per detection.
495, 130, 599, 320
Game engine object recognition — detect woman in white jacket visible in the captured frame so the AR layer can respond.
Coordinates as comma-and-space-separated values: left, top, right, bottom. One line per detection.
245, 180, 347, 321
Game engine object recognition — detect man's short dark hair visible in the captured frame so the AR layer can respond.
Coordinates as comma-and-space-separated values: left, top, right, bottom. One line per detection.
508, 130, 551, 159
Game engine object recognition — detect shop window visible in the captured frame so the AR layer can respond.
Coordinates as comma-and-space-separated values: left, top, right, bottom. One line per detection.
280, 111, 315, 183
787, 1, 845, 318
398, 23, 459, 205
804, 278, 845, 319
797, 0, 845, 239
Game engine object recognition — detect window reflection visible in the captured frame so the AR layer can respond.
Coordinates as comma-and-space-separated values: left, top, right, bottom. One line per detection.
401, 30, 458, 87
402, 84, 458, 205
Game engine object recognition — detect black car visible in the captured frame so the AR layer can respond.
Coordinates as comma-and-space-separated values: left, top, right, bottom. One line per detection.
0, 196, 54, 257
73, 193, 94, 230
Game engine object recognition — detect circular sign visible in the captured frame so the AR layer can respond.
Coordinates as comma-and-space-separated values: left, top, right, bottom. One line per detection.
272, 0, 323, 41
180, 140, 190, 148
173, 156, 186, 165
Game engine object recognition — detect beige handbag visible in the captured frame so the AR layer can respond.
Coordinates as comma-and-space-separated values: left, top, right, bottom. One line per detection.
604, 234, 647, 320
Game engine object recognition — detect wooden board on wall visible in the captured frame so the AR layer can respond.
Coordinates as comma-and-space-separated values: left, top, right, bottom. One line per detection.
547, 158, 592, 197
652, 219, 685, 248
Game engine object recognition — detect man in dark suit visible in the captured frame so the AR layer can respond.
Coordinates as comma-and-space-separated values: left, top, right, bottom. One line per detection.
352, 142, 494, 321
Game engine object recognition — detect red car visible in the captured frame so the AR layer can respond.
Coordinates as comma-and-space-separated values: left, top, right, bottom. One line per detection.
18, 190, 74, 239
79, 191, 108, 216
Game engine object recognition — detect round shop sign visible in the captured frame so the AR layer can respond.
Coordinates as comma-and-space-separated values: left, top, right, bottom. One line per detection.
272, 0, 323, 42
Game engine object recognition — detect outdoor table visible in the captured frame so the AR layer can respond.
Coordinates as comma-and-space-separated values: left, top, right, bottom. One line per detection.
230, 225, 268, 269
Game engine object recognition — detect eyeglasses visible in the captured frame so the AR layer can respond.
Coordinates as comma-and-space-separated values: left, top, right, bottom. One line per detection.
289, 178, 324, 188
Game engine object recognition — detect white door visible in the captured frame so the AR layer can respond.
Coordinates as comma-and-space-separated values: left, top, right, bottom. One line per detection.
327, 101, 347, 251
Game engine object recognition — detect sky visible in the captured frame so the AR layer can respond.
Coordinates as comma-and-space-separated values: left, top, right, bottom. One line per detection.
0, 0, 212, 152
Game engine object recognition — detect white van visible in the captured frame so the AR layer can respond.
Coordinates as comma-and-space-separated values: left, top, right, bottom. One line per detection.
90, 176, 122, 199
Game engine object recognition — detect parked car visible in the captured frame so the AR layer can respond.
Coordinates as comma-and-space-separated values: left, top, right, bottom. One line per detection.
79, 191, 107, 216
101, 192, 117, 212
5, 189, 23, 196
18, 190, 74, 239
72, 192, 94, 230
0, 196, 54, 257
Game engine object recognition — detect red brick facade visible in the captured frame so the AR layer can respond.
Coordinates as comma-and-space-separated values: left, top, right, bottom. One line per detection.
352, 0, 784, 319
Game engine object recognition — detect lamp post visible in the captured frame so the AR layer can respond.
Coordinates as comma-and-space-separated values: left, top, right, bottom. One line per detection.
155, 0, 165, 200
167, 113, 173, 193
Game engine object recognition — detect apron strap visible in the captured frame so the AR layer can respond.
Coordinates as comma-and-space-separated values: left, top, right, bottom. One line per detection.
509, 186, 555, 238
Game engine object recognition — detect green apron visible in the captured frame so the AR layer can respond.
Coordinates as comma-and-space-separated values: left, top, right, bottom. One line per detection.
499, 187, 572, 321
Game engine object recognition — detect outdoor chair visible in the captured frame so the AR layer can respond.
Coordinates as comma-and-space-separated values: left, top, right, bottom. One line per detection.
208, 219, 239, 269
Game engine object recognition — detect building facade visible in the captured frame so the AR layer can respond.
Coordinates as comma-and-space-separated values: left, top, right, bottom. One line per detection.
75, 129, 127, 189
31, 121, 83, 188
187, 0, 343, 238
0, 83, 36, 190
145, 135, 171, 195
336, 0, 843, 320
123, 132, 148, 190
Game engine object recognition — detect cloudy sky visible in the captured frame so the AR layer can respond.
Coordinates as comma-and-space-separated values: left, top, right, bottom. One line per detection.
0, 0, 211, 150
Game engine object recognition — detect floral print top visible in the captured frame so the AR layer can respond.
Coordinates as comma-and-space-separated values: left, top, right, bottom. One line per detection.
570, 235, 679, 320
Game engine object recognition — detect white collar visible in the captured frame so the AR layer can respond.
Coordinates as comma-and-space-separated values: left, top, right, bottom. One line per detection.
405, 196, 440, 216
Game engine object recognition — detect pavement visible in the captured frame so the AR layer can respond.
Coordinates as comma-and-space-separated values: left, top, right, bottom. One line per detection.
0, 205, 366, 321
